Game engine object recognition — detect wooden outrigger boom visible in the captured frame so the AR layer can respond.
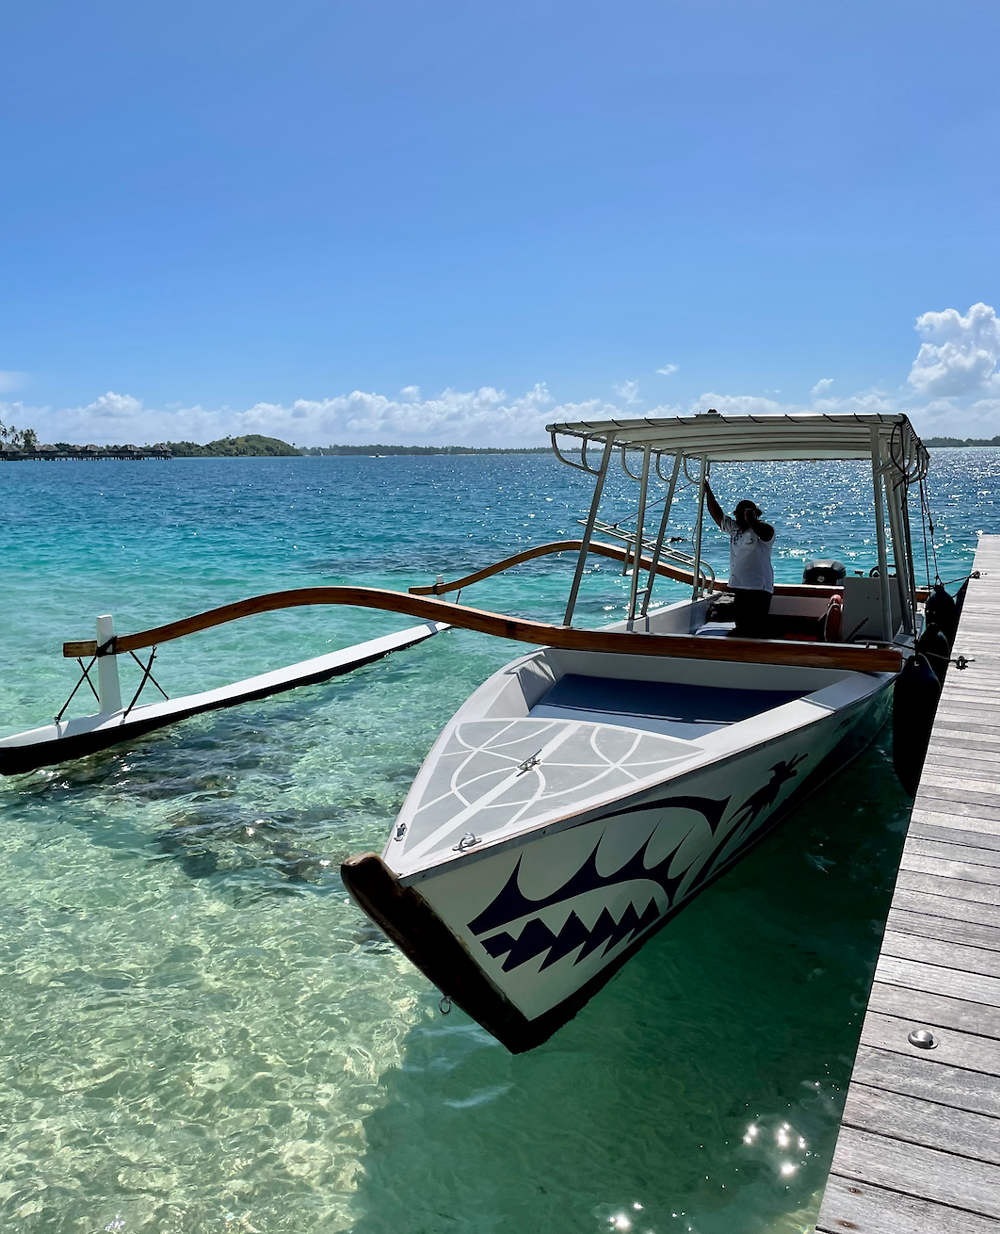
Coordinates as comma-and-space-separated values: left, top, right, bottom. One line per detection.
63, 584, 902, 672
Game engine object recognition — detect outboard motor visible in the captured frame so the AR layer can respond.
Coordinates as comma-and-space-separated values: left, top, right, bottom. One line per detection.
802, 559, 846, 586
892, 653, 942, 796
924, 582, 958, 647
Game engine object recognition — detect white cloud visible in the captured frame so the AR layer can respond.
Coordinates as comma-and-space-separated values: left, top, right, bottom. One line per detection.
613, 379, 641, 404
656, 364, 679, 377
685, 386, 901, 421
2, 384, 560, 448
908, 302, 1000, 397
8, 303, 1000, 448
82, 391, 144, 419
237, 384, 555, 443
4, 376, 991, 447
0, 371, 28, 393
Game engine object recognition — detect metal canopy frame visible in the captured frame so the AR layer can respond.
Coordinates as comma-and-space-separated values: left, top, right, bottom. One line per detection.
551, 411, 928, 637
548, 411, 929, 469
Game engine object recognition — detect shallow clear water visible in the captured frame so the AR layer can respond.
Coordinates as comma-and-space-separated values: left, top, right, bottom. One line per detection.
0, 449, 995, 1233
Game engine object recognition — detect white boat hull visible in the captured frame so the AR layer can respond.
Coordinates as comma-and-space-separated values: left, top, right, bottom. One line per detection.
344, 623, 894, 1051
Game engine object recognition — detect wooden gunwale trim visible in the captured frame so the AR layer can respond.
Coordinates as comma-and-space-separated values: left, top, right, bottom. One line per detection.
405, 537, 930, 601
62, 585, 903, 671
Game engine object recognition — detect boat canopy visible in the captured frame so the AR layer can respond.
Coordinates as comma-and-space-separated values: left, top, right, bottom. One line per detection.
548, 411, 928, 477
548, 411, 927, 635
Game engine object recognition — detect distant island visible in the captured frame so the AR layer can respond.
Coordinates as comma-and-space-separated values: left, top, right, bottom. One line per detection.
0, 426, 555, 459
167, 437, 550, 456
162, 434, 302, 456
298, 443, 551, 456
922, 435, 1000, 448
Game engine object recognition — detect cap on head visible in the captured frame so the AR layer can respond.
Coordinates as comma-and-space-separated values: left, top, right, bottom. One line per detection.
735, 499, 762, 520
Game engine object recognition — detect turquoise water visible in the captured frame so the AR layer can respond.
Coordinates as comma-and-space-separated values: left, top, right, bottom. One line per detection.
0, 449, 995, 1234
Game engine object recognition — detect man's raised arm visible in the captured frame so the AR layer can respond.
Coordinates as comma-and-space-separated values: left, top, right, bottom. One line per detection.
704, 482, 725, 529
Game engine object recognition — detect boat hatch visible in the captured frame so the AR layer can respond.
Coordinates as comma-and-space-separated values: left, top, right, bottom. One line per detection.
529, 674, 806, 740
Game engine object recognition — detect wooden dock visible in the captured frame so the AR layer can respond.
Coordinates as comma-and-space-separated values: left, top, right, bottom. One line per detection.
815, 533, 1000, 1233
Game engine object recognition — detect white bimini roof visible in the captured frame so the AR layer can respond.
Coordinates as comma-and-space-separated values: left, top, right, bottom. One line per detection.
548, 411, 928, 476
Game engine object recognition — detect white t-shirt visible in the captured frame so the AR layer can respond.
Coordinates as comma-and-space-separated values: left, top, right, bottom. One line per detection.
720, 515, 774, 593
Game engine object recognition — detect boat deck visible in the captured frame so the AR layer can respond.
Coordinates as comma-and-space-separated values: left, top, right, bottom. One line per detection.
529, 674, 806, 739
815, 534, 1000, 1233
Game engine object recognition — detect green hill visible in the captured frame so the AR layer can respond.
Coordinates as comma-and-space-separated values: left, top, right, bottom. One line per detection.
924, 434, 1000, 448
165, 434, 300, 457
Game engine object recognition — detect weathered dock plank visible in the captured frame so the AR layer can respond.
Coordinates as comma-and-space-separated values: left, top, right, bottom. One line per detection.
867, 981, 1000, 1038
907, 817, 1000, 849
816, 534, 1000, 1233
895, 868, 1000, 906
888, 886, 1000, 930
880, 930, 1000, 979
898, 851, 1000, 886
860, 1012, 1000, 1080
843, 1084, 1000, 1166
904, 836, 1000, 868
822, 1126, 1000, 1218
886, 907, 1000, 951
875, 953, 1000, 1005
818, 1174, 1000, 1234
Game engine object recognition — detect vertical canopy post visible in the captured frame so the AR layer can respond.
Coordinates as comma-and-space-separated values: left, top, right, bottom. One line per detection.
884, 471, 914, 636
640, 453, 681, 617
897, 477, 918, 624
870, 428, 892, 640
627, 444, 652, 623
691, 456, 709, 600
563, 435, 615, 626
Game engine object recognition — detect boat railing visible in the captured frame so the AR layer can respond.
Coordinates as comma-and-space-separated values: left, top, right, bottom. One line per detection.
583, 519, 717, 593
407, 539, 717, 598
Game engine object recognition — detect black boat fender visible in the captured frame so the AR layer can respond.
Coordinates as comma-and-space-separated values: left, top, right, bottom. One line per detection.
924, 582, 959, 647
915, 624, 951, 683
892, 653, 942, 797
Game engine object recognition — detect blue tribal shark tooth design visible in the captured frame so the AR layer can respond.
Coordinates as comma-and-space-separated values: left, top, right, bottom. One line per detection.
469, 760, 811, 974
467, 794, 731, 938
481, 897, 663, 972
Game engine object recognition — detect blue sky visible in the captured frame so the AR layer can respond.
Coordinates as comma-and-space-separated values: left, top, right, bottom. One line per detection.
2, 0, 998, 444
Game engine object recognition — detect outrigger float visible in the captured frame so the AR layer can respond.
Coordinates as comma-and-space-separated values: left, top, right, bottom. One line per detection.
0, 618, 450, 777
3, 412, 949, 1051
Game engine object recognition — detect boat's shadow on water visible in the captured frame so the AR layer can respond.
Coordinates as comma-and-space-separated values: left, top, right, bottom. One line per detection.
349, 733, 911, 1234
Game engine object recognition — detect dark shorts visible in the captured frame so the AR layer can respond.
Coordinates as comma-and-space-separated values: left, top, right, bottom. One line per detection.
732, 589, 771, 638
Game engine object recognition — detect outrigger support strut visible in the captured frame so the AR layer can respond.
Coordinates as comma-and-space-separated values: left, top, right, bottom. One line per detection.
121, 648, 169, 722
54, 656, 101, 723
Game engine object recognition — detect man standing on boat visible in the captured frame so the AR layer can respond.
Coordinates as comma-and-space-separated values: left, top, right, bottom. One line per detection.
704, 483, 775, 637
